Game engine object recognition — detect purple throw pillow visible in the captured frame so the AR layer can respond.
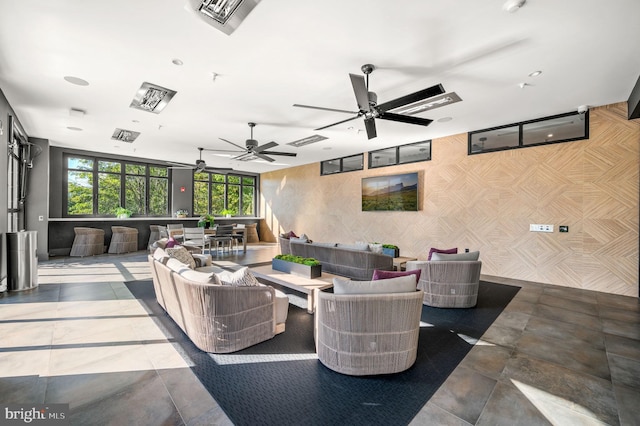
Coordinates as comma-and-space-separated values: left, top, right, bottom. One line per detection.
428, 247, 457, 260
166, 237, 177, 248
372, 269, 421, 282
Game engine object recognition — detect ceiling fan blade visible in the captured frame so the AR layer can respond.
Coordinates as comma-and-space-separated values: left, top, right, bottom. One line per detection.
254, 152, 276, 162
379, 111, 434, 126
261, 151, 297, 157
219, 137, 246, 151
377, 84, 446, 112
364, 118, 377, 139
293, 104, 358, 115
315, 114, 360, 131
349, 73, 371, 112
254, 141, 278, 152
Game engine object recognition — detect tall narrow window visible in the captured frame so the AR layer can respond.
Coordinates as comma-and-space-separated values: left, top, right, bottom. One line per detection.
149, 166, 169, 216
97, 161, 121, 215
125, 163, 146, 215
67, 157, 94, 215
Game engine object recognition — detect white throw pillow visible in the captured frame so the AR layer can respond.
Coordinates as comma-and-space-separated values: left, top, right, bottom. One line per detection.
431, 251, 480, 261
179, 268, 222, 285
152, 247, 169, 263
333, 275, 417, 294
368, 243, 383, 254
218, 267, 260, 287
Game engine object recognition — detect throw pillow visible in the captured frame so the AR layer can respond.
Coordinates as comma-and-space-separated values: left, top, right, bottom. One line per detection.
166, 237, 177, 248
290, 237, 308, 243
337, 243, 370, 251
368, 243, 383, 254
333, 275, 417, 294
179, 268, 222, 285
218, 267, 260, 287
428, 247, 458, 260
372, 268, 421, 282
166, 246, 196, 269
431, 251, 480, 261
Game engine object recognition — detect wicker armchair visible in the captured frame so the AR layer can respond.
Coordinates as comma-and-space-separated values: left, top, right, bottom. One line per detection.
315, 289, 423, 375
406, 260, 482, 308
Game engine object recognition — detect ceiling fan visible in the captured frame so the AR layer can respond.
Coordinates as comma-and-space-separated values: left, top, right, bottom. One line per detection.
294, 64, 446, 140
167, 147, 233, 172
214, 122, 297, 162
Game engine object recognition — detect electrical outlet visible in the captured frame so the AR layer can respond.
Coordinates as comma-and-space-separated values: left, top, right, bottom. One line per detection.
530, 224, 554, 232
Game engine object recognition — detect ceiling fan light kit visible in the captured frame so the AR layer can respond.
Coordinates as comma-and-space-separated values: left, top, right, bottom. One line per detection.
294, 63, 447, 140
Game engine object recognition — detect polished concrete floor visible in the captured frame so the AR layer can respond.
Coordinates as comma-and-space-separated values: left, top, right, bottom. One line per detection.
1, 244, 639, 425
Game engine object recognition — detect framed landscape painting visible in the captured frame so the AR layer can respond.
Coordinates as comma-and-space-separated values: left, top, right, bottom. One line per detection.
362, 172, 419, 211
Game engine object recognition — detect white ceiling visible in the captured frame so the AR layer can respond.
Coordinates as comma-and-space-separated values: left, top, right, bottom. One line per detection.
0, 0, 639, 174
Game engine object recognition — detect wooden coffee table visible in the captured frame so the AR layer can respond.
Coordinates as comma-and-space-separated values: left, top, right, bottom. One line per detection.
250, 265, 336, 313
393, 256, 418, 271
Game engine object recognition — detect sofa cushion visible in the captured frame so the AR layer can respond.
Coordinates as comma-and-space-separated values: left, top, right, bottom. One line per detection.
428, 247, 458, 260
165, 257, 193, 274
152, 247, 169, 264
333, 275, 417, 295
290, 236, 308, 243
179, 268, 222, 285
218, 267, 260, 287
337, 242, 370, 251
166, 246, 196, 269
431, 251, 480, 261
372, 268, 421, 282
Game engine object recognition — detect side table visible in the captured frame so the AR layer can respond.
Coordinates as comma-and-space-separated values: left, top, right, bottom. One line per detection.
393, 256, 418, 271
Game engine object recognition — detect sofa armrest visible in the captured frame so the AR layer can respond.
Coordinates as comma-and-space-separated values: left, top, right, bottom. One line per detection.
192, 253, 212, 267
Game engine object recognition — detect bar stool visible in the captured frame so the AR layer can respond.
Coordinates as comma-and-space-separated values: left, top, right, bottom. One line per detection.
108, 226, 139, 254
70, 227, 105, 257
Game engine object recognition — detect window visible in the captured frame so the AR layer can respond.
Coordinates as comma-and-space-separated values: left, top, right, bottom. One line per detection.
193, 172, 256, 216
64, 155, 170, 217
469, 111, 589, 155
321, 154, 364, 175
369, 140, 432, 169
7, 116, 27, 231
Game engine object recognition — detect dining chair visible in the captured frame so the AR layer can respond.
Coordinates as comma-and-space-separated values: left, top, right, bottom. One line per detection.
211, 225, 234, 255
166, 223, 184, 241
231, 224, 245, 252
182, 227, 211, 254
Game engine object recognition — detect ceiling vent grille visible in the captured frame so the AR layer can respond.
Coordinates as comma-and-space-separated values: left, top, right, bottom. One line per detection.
111, 128, 140, 143
287, 134, 328, 147
130, 82, 177, 114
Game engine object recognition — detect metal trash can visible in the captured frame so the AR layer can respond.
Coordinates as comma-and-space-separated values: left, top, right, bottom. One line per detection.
7, 231, 38, 291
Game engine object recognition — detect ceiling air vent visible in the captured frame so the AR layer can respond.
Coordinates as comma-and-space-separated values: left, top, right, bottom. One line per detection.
390, 92, 462, 116
130, 82, 177, 114
111, 128, 140, 143
187, 0, 262, 35
287, 134, 328, 148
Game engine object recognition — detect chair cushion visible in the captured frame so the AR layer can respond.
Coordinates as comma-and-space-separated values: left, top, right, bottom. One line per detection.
218, 267, 260, 286
333, 275, 417, 294
372, 268, 421, 282
431, 251, 480, 261
166, 246, 196, 269
428, 247, 458, 260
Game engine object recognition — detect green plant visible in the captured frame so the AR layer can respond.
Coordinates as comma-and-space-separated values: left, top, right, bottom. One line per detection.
220, 209, 234, 216
115, 206, 132, 217
382, 244, 399, 249
274, 254, 321, 266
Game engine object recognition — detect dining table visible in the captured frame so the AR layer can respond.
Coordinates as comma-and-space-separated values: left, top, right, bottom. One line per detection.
168, 226, 247, 253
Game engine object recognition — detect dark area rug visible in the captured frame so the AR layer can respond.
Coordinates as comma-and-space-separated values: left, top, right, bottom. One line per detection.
126, 280, 519, 426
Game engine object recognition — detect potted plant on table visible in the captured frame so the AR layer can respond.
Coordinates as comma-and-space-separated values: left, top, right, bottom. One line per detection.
115, 206, 132, 219
197, 214, 215, 228
220, 209, 234, 218
175, 209, 189, 218
272, 254, 322, 279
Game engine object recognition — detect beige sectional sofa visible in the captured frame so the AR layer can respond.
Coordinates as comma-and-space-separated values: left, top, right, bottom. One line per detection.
148, 248, 288, 353
278, 237, 394, 280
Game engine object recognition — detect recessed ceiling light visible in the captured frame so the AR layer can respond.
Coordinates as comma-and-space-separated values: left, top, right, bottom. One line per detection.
132, 119, 140, 123
66, 126, 83, 131
64, 76, 89, 86
437, 117, 453, 123
528, 70, 542, 77
172, 58, 183, 66
547, 133, 554, 138
323, 147, 332, 150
